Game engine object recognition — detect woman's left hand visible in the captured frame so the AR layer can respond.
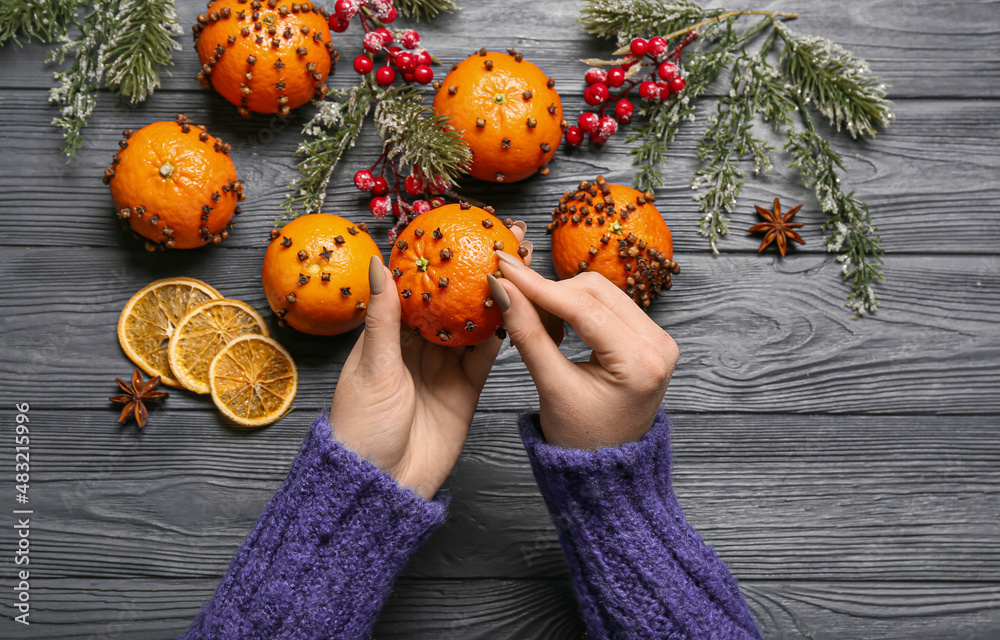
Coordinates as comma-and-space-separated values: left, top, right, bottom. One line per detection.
330, 224, 531, 499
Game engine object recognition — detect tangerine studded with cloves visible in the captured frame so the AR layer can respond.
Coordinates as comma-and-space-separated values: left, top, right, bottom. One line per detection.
262, 214, 382, 335
549, 177, 679, 309
389, 203, 522, 346
106, 115, 242, 250
432, 49, 563, 183
193, 0, 336, 117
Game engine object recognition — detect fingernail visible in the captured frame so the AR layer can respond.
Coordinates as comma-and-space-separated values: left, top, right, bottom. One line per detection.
487, 275, 511, 311
513, 220, 527, 234
519, 240, 533, 257
496, 250, 524, 268
368, 255, 384, 295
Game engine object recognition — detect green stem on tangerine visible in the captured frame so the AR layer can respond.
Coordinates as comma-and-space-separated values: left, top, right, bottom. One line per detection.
416, 257, 430, 271
493, 93, 506, 104
159, 162, 175, 178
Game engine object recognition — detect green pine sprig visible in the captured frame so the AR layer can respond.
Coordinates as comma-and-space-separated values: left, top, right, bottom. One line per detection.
103, 0, 183, 104
280, 80, 376, 224
37, 0, 183, 159
579, 0, 893, 315
395, 0, 457, 22
373, 85, 471, 188
0, 0, 78, 45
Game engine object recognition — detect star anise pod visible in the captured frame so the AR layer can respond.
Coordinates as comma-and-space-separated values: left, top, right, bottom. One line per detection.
109, 368, 169, 429
748, 197, 806, 258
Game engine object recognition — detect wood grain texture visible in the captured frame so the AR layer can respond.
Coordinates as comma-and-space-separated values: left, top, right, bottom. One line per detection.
0, 410, 995, 584
1, 93, 998, 254
1, 248, 997, 414
0, 0, 997, 98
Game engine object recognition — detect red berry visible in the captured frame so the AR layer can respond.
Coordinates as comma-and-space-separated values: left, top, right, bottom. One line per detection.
382, 6, 397, 23
411, 200, 431, 215
564, 125, 584, 146
395, 52, 416, 73
614, 99, 634, 124
392, 199, 405, 218
656, 81, 671, 102
584, 68, 607, 85
428, 174, 448, 195
647, 36, 668, 57
658, 61, 678, 81
404, 175, 425, 195
620, 57, 637, 70
353, 54, 373, 75
400, 29, 420, 49
328, 16, 349, 32
363, 32, 384, 53
596, 115, 618, 138
669, 76, 686, 93
370, 196, 391, 218
403, 72, 415, 83
607, 67, 625, 88
415, 49, 432, 67
371, 176, 390, 196
638, 81, 658, 100
375, 66, 396, 86
589, 130, 609, 146
387, 46, 401, 57
584, 83, 609, 106
577, 112, 599, 133
334, 0, 357, 20
375, 27, 393, 45
354, 170, 375, 191
429, 197, 445, 208
413, 64, 433, 85
629, 38, 648, 57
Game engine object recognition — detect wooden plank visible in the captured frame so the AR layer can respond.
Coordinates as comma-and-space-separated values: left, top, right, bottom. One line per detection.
0, 0, 997, 98
2, 410, 995, 582
1, 92, 998, 254
1, 249, 997, 414
0, 577, 996, 639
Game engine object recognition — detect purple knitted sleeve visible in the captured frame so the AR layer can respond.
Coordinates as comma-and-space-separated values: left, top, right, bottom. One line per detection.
181, 413, 447, 640
520, 410, 762, 640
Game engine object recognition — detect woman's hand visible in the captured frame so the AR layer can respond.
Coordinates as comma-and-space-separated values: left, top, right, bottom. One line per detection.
330, 226, 531, 499
488, 253, 678, 449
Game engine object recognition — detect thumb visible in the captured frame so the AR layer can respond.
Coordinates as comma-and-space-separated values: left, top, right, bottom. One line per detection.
488, 275, 570, 392
360, 254, 401, 372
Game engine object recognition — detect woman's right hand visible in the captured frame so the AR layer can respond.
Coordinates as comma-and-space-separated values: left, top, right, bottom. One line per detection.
488, 252, 679, 449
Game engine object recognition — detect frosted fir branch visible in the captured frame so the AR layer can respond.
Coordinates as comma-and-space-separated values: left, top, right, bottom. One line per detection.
103, 0, 182, 104
775, 21, 892, 139
280, 82, 375, 224
785, 122, 884, 316
395, 0, 456, 22
47, 2, 118, 160
580, 0, 713, 46
0, 0, 78, 45
373, 86, 471, 187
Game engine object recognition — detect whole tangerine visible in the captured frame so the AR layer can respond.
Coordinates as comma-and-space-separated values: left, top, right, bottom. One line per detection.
105, 114, 243, 250
548, 176, 680, 309
194, 0, 336, 117
262, 214, 382, 335
389, 203, 524, 346
432, 49, 563, 183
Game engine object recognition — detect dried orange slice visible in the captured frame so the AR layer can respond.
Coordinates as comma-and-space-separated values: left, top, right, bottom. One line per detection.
168, 299, 269, 395
209, 335, 297, 428
117, 277, 222, 387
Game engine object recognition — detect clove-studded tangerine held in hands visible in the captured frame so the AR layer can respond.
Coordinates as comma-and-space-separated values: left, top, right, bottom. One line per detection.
389, 203, 526, 346
193, 0, 337, 117
548, 176, 679, 309
262, 213, 383, 335
106, 114, 244, 250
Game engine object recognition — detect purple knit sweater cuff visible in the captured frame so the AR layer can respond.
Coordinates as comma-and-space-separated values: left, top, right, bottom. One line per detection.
182, 413, 447, 640
519, 410, 761, 640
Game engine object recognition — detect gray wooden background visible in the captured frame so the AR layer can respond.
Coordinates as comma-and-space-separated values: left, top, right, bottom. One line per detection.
1, 0, 998, 637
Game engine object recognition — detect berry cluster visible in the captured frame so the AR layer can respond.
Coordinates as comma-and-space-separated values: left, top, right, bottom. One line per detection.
328, 0, 435, 87
564, 33, 696, 147
354, 155, 451, 238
